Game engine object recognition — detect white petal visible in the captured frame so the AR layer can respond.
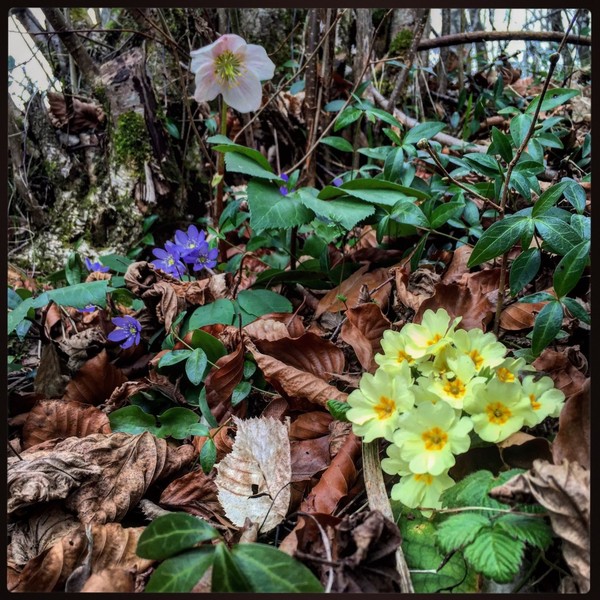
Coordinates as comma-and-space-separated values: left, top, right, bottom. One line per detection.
194, 64, 222, 103
242, 44, 276, 80
219, 33, 247, 53
223, 72, 263, 112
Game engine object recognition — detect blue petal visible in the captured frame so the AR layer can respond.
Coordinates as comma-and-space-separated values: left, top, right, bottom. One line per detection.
108, 329, 129, 342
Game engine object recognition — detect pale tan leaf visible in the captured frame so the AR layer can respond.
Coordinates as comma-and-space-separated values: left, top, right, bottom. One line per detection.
33, 342, 69, 398
215, 416, 291, 532
22, 399, 111, 449
533, 348, 587, 400
441, 245, 473, 284
500, 301, 547, 330
290, 436, 331, 482
289, 411, 333, 440
393, 264, 439, 312
80, 568, 135, 592
489, 459, 589, 593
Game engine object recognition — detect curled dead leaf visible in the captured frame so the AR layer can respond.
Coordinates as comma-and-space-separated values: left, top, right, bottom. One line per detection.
500, 301, 548, 330
289, 411, 333, 440
290, 436, 331, 482
22, 400, 111, 449
533, 348, 587, 400
393, 264, 439, 312
33, 342, 69, 399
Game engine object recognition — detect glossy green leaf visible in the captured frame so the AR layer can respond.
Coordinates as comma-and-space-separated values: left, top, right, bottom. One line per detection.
236, 289, 292, 318
320, 136, 354, 153
429, 201, 464, 229
208, 135, 273, 171
531, 181, 570, 217
463, 153, 501, 177
296, 189, 374, 230
488, 127, 513, 163
185, 348, 208, 385
108, 405, 157, 435
188, 329, 228, 364
224, 153, 277, 180
200, 438, 217, 474
510, 113, 533, 148
526, 88, 579, 114
334, 107, 362, 131
519, 291, 555, 303
534, 216, 583, 255
531, 301, 564, 356
189, 299, 236, 329
561, 297, 590, 325
145, 548, 215, 592
137, 513, 219, 560
65, 252, 82, 286
553, 241, 590, 298
158, 349, 192, 368
563, 178, 586, 213
467, 217, 528, 267
211, 543, 251, 592
318, 177, 430, 200
509, 248, 541, 296
404, 121, 446, 145
390, 200, 429, 228
231, 381, 251, 407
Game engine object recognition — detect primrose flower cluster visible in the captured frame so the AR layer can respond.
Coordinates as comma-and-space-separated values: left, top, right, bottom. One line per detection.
151, 225, 218, 279
346, 308, 565, 512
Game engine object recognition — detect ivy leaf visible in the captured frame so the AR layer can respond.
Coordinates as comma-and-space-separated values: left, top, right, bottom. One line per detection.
185, 348, 208, 386
144, 548, 215, 593
531, 301, 564, 357
509, 248, 541, 296
463, 527, 524, 583
137, 513, 219, 560
494, 514, 553, 550
436, 513, 491, 553
553, 241, 590, 298
561, 297, 590, 325
467, 217, 528, 267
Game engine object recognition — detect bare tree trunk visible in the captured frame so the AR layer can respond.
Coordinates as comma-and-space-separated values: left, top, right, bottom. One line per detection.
469, 8, 488, 67
303, 9, 319, 187
550, 10, 574, 73
576, 10, 590, 69
437, 9, 451, 94
354, 9, 373, 85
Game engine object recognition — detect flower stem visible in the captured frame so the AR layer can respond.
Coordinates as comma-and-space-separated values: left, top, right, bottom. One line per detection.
215, 98, 228, 263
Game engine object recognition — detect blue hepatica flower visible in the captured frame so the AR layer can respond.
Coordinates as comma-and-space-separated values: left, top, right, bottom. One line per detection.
174, 225, 207, 264
279, 173, 290, 196
332, 176, 343, 187
107, 316, 142, 349
78, 304, 97, 313
152, 241, 187, 278
193, 241, 219, 272
84, 257, 110, 273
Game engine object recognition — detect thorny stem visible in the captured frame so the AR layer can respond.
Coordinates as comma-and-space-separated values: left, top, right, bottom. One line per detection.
492, 11, 579, 336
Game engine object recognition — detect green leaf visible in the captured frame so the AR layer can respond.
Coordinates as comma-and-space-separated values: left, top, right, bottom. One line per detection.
247, 180, 314, 232
467, 217, 528, 267
534, 216, 583, 255
531, 301, 564, 356
429, 201, 464, 229
188, 329, 227, 364
108, 405, 158, 435
224, 152, 277, 180
334, 107, 362, 131
463, 527, 524, 583
185, 348, 208, 386
212, 542, 252, 592
164, 118, 181, 140
137, 513, 219, 560
519, 291, 555, 303
65, 252, 82, 286
510, 113, 533, 147
326, 399, 350, 422
296, 188, 374, 230
230, 543, 324, 592
383, 147, 404, 182
236, 289, 292, 318
208, 135, 273, 171
200, 438, 217, 474
157, 407, 204, 439
189, 299, 236, 329
100, 253, 134, 273
488, 127, 513, 163
562, 178, 586, 213
145, 548, 215, 593
509, 248, 541, 295
570, 214, 591, 242
436, 513, 491, 553
553, 241, 590, 298
231, 381, 251, 407
404, 121, 446, 145
494, 514, 552, 550
526, 88, 579, 114
410, 232, 430, 271
365, 106, 402, 128
320, 136, 354, 152
534, 132, 564, 149
531, 181, 571, 217
463, 153, 502, 178
158, 349, 192, 368
561, 297, 590, 325
318, 177, 430, 200
391, 200, 429, 228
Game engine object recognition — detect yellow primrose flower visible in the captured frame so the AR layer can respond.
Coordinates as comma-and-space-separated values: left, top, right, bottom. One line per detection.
347, 363, 414, 442
452, 328, 507, 372
393, 400, 473, 475
417, 343, 459, 378
521, 375, 566, 427
493, 357, 534, 384
381, 443, 411, 476
390, 471, 455, 512
464, 379, 531, 443
425, 355, 487, 410
412, 382, 447, 406
374, 329, 424, 373
402, 308, 461, 359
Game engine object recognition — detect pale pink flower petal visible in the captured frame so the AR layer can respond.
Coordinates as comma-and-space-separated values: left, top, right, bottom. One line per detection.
218, 34, 247, 53
193, 63, 221, 103
222, 71, 263, 112
241, 44, 275, 81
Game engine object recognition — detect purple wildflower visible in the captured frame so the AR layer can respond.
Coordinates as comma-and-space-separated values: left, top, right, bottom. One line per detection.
107, 316, 142, 349
78, 304, 97, 313
192, 241, 219, 272
279, 173, 290, 196
84, 257, 109, 273
332, 177, 343, 187
152, 241, 187, 278
174, 225, 207, 263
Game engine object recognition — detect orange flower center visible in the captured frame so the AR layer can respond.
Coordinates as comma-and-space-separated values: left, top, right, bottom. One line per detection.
486, 402, 512, 424
414, 473, 433, 485
469, 349, 484, 370
397, 350, 413, 364
529, 393, 541, 410
496, 367, 515, 383
427, 333, 443, 346
443, 378, 466, 399
374, 395, 396, 420
421, 427, 448, 451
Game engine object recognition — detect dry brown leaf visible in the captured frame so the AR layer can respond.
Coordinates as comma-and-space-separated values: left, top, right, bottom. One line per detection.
315, 266, 391, 318
552, 378, 590, 470
62, 350, 127, 406
80, 568, 135, 593
103, 375, 186, 413
9, 523, 152, 593
215, 416, 291, 532
441, 245, 473, 284
533, 348, 587, 400
244, 312, 305, 340
8, 452, 102, 516
254, 332, 345, 380
247, 342, 348, 407
13, 433, 195, 523
9, 506, 80, 565
341, 304, 391, 372
290, 436, 331, 482
497, 432, 553, 470
289, 411, 333, 440
22, 400, 111, 449
57, 328, 106, 371
500, 301, 548, 330
33, 342, 69, 398
393, 264, 439, 311
47, 92, 105, 133
489, 459, 589, 593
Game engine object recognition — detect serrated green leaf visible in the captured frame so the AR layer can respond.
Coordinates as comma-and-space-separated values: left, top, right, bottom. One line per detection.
553, 241, 590, 298
247, 180, 314, 231
320, 136, 354, 152
224, 152, 276, 180
189, 299, 236, 329
533, 216, 582, 255
468, 217, 528, 267
436, 513, 491, 553
531, 181, 570, 217
296, 188, 374, 230
531, 301, 564, 356
212, 542, 251, 591
200, 438, 217, 473
509, 248, 541, 296
185, 348, 208, 385
561, 297, 590, 324
229, 543, 324, 592
137, 513, 219, 560
144, 548, 215, 592
158, 349, 192, 368
463, 528, 524, 583
493, 514, 552, 550
404, 121, 446, 145
327, 399, 350, 421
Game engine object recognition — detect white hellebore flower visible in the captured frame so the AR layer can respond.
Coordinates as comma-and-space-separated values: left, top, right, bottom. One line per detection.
191, 34, 275, 113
